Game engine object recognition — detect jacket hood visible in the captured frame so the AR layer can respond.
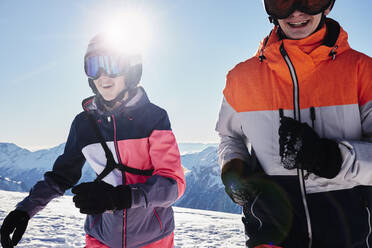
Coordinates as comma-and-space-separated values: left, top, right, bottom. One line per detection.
256, 18, 350, 80
81, 86, 150, 114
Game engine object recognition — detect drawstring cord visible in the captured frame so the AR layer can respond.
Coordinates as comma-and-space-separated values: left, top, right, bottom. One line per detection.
329, 45, 338, 60
259, 49, 266, 62
304, 107, 316, 180
258, 34, 271, 62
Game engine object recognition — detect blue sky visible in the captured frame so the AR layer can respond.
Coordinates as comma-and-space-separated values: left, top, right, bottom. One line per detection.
0, 0, 371, 151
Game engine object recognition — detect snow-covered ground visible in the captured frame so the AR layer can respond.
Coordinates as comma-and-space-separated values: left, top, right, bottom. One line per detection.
0, 190, 245, 247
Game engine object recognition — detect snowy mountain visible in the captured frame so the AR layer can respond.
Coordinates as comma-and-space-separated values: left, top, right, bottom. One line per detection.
0, 190, 245, 247
0, 143, 95, 192
177, 142, 218, 154
0, 142, 240, 214
175, 147, 242, 214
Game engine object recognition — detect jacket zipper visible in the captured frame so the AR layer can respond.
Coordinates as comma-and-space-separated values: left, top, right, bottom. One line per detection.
110, 115, 127, 248
310, 107, 316, 129
280, 44, 301, 121
280, 43, 312, 248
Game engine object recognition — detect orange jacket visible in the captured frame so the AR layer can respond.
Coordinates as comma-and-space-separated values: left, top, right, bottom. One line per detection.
216, 18, 372, 247
218, 18, 372, 191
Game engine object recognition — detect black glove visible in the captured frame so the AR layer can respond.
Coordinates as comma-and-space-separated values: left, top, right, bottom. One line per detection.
1, 210, 30, 248
221, 157, 266, 206
72, 181, 132, 215
279, 116, 342, 179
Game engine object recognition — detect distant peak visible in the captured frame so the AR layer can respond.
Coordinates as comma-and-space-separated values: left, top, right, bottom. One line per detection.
0, 142, 30, 152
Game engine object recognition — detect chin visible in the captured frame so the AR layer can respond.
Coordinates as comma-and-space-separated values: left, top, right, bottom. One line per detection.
101, 95, 115, 101
291, 34, 308, 39
288, 30, 312, 39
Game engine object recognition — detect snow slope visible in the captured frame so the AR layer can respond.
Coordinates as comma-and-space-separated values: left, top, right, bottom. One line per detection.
0, 190, 245, 247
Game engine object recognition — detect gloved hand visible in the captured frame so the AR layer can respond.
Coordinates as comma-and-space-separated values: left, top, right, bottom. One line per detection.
279, 116, 342, 179
221, 157, 266, 206
72, 181, 132, 215
1, 209, 30, 248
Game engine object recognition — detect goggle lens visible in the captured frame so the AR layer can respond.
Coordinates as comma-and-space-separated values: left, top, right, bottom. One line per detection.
264, 0, 332, 19
85, 55, 126, 79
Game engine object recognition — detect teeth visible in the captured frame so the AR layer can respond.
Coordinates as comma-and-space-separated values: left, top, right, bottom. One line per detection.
289, 20, 308, 25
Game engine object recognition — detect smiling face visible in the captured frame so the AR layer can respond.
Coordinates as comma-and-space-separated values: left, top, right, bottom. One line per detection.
93, 73, 126, 101
278, 10, 324, 40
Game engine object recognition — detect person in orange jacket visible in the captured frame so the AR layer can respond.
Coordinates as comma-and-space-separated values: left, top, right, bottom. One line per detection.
216, 0, 372, 247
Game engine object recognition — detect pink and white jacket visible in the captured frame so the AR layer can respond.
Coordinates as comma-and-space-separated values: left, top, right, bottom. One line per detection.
17, 86, 186, 248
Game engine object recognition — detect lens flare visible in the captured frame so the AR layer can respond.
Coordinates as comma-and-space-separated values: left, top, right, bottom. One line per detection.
85, 3, 152, 56
103, 11, 150, 54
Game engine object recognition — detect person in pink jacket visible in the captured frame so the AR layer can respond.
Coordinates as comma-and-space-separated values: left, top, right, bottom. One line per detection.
0, 33, 185, 248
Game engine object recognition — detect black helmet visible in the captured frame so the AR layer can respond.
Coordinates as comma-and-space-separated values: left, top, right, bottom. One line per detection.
262, 0, 335, 23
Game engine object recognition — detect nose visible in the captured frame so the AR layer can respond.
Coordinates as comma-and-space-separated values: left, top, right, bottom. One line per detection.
97, 68, 109, 79
98, 67, 107, 74
289, 10, 306, 18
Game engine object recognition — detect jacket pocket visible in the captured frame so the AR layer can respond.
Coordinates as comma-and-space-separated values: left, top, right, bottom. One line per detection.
89, 215, 102, 228
153, 208, 163, 231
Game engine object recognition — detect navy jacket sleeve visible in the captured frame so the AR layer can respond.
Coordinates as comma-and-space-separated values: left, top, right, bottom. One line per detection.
16, 116, 86, 217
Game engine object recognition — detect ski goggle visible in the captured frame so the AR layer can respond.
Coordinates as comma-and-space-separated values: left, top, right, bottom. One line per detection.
263, 0, 333, 19
84, 54, 128, 80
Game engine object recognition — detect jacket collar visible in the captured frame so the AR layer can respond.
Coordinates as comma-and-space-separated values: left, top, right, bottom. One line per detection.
258, 18, 349, 61
82, 86, 150, 114
256, 18, 350, 81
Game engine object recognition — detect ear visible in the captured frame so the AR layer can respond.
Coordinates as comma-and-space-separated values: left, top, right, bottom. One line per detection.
324, 1, 334, 16
324, 8, 331, 16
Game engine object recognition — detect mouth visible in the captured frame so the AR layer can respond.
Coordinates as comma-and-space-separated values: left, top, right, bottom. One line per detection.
101, 84, 114, 90
287, 20, 310, 28
100, 80, 115, 89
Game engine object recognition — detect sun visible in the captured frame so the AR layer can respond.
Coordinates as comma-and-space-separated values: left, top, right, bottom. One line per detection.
87, 5, 152, 56
103, 11, 151, 54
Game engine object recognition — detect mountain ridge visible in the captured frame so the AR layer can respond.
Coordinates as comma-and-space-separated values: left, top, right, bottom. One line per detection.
0, 142, 240, 214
